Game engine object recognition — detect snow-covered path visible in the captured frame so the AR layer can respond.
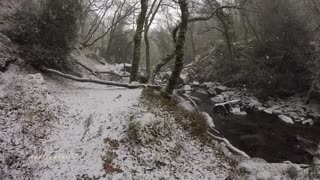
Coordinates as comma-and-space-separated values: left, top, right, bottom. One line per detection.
28, 78, 231, 180
32, 80, 142, 179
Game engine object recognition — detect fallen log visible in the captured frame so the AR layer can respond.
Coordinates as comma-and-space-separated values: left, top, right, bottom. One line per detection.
214, 99, 241, 114
40, 66, 162, 89
94, 70, 130, 78
207, 131, 250, 158
214, 99, 240, 107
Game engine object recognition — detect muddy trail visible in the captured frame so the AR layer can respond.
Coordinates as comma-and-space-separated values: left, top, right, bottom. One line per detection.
191, 90, 320, 164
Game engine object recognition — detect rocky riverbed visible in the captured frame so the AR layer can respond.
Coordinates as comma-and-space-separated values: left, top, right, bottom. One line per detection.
184, 81, 320, 165
187, 81, 320, 126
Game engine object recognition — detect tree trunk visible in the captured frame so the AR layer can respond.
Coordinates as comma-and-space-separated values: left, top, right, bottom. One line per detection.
189, 23, 197, 61
216, 13, 233, 57
148, 52, 176, 84
164, 0, 189, 95
144, 30, 151, 76
130, 0, 148, 82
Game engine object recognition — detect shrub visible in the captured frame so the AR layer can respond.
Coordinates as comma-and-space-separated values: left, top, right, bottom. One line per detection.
127, 120, 142, 144
4, 0, 82, 71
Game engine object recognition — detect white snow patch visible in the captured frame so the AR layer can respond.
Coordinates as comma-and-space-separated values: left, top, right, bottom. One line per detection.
30, 80, 142, 179
23, 77, 231, 179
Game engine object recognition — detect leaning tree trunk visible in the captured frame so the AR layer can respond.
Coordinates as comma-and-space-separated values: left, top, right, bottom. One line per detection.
164, 0, 189, 95
130, 0, 148, 82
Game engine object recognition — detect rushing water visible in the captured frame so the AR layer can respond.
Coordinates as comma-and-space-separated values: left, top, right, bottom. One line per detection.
191, 90, 320, 164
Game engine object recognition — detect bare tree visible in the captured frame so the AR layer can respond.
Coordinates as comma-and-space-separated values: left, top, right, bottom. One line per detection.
130, 0, 148, 82
144, 0, 162, 77
81, 0, 137, 48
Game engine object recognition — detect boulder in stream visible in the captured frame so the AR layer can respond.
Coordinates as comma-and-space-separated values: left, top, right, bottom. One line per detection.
215, 85, 228, 94
278, 115, 294, 124
207, 88, 217, 97
211, 95, 225, 105
183, 85, 192, 91
302, 119, 314, 126
231, 107, 247, 115
263, 108, 273, 114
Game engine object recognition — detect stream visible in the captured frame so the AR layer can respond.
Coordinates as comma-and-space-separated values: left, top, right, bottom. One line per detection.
191, 90, 320, 164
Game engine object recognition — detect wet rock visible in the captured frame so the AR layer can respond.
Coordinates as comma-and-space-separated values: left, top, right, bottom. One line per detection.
200, 112, 215, 128
215, 85, 228, 94
219, 142, 231, 157
195, 89, 208, 97
231, 107, 247, 115
248, 98, 262, 108
207, 88, 217, 97
302, 119, 314, 126
278, 115, 294, 124
183, 85, 191, 91
191, 81, 200, 86
211, 95, 225, 105
237, 160, 305, 180
294, 117, 305, 122
286, 165, 300, 179
271, 105, 281, 109
202, 82, 215, 89
287, 112, 299, 119
263, 108, 273, 114
257, 106, 266, 111
309, 112, 320, 120
231, 107, 241, 114
272, 109, 282, 115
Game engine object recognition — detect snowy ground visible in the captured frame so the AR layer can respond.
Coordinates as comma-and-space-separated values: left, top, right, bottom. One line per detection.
24, 76, 231, 179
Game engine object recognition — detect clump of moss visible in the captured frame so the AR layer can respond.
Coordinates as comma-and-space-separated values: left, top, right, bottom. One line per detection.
141, 89, 209, 140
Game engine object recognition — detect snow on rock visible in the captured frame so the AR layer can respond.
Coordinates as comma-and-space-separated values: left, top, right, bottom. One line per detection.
302, 119, 314, 126
278, 115, 294, 124
201, 112, 215, 128
183, 85, 192, 91
237, 159, 308, 179
207, 87, 217, 97
211, 95, 225, 105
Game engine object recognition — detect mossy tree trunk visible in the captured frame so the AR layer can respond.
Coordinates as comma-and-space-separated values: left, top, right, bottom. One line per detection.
164, 0, 189, 95
130, 0, 148, 82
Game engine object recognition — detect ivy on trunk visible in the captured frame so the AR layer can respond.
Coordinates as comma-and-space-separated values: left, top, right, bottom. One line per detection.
164, 0, 189, 95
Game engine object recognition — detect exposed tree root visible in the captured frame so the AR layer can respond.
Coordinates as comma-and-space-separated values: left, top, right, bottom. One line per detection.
207, 131, 250, 158
40, 66, 161, 89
